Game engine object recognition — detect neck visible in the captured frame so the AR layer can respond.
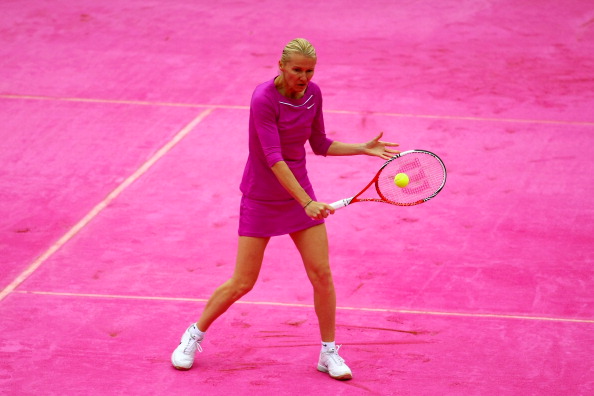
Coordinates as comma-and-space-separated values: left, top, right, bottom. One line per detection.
274, 75, 304, 99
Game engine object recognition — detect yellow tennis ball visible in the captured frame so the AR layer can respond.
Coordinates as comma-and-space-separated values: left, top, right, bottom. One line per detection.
394, 173, 409, 188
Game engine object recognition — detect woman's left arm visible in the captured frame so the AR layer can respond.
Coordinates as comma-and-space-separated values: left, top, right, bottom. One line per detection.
326, 132, 399, 160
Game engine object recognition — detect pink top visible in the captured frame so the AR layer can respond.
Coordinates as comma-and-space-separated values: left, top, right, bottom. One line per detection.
240, 78, 333, 201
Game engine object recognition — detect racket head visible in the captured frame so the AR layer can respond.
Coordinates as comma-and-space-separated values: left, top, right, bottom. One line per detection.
374, 150, 446, 206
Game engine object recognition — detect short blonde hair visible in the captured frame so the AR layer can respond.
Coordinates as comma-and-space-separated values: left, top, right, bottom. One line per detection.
280, 38, 317, 63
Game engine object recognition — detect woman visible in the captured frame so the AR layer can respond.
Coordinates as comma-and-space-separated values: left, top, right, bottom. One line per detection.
171, 38, 399, 380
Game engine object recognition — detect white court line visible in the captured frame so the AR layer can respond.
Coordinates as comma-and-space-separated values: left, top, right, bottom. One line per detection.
14, 290, 594, 324
327, 109, 594, 126
0, 108, 215, 302
0, 93, 246, 110
2, 93, 594, 126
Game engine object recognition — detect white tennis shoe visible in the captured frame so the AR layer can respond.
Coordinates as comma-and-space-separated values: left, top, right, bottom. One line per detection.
317, 345, 353, 380
171, 324, 203, 370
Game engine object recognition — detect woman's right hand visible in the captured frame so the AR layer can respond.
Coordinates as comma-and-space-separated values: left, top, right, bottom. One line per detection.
305, 201, 335, 220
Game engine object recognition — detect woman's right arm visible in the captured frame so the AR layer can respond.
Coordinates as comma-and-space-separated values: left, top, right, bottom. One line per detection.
270, 160, 333, 220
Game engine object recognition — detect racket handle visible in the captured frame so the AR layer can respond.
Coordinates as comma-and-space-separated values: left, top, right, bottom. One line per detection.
330, 198, 353, 210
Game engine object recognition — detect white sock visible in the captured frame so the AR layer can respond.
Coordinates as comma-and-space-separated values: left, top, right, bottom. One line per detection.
321, 341, 336, 352
190, 323, 206, 340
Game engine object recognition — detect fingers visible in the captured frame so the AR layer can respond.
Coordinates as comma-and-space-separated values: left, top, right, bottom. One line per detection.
375, 145, 400, 160
373, 132, 400, 160
373, 132, 399, 149
305, 201, 334, 220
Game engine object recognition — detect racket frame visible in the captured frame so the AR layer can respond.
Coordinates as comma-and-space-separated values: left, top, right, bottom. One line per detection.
329, 149, 446, 210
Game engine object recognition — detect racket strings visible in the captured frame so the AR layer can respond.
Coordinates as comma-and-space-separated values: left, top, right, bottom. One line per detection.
377, 153, 446, 205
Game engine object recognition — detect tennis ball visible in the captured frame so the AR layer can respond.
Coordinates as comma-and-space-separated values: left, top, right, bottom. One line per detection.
394, 173, 409, 188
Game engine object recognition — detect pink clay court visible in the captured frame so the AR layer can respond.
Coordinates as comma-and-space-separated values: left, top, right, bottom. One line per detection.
1, 1, 593, 395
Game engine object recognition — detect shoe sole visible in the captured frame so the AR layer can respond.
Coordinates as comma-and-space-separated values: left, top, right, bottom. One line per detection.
317, 365, 353, 381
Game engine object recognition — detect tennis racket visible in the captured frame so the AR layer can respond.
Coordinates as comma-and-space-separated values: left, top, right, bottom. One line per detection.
330, 149, 446, 210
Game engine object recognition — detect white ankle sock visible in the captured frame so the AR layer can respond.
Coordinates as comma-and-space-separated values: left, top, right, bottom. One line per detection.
190, 324, 206, 340
321, 341, 336, 352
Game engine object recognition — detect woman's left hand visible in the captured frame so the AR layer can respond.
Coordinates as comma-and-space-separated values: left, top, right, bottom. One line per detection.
364, 132, 400, 160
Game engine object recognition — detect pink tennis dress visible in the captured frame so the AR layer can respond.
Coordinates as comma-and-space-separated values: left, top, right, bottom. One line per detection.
238, 78, 333, 237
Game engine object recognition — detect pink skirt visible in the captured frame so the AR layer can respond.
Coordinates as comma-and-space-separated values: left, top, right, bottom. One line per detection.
238, 195, 324, 237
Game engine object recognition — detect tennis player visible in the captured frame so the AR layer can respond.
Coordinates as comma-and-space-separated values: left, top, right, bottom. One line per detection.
171, 38, 399, 380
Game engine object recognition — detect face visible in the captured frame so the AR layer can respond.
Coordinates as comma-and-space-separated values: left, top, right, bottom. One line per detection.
279, 53, 317, 97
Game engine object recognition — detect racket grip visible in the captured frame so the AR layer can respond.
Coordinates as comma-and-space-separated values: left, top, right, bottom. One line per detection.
329, 198, 353, 210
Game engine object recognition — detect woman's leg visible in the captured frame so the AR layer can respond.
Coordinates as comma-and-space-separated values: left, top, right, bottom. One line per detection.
291, 224, 353, 380
172, 236, 269, 370
290, 224, 336, 342
196, 236, 270, 331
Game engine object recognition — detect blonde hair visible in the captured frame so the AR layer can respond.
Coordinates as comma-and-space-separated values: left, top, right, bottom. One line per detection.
280, 38, 317, 63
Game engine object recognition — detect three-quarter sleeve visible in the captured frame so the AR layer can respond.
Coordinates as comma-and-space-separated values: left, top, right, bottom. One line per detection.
308, 93, 333, 156
250, 95, 284, 167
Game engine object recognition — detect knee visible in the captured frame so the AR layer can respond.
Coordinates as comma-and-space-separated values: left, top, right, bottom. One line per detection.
228, 278, 256, 300
308, 266, 335, 291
